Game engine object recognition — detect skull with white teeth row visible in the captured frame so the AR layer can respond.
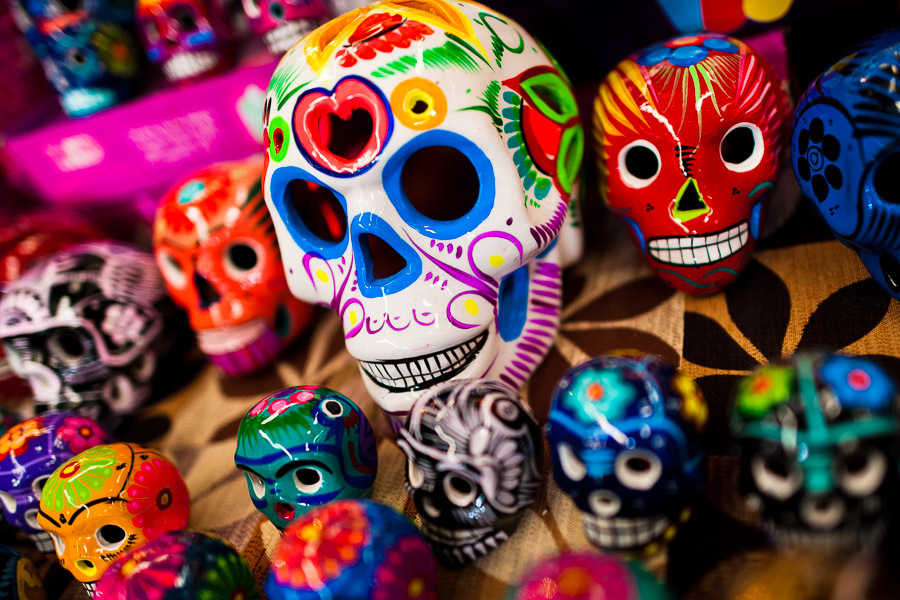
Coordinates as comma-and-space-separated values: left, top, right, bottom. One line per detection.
547, 353, 707, 554
398, 379, 543, 567
731, 353, 900, 552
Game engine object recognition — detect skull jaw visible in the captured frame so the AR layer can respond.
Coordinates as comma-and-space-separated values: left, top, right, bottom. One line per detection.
763, 518, 888, 553
196, 318, 286, 376
420, 521, 509, 567
580, 508, 689, 555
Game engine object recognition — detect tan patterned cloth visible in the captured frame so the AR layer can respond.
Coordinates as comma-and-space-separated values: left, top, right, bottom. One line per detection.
33, 196, 900, 599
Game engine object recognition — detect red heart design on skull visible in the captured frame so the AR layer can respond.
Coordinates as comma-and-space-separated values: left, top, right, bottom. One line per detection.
293, 76, 393, 176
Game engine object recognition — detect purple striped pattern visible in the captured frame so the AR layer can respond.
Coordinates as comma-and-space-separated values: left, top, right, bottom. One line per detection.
529, 200, 568, 251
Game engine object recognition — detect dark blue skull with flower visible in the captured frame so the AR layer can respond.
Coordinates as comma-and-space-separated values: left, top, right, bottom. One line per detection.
546, 353, 706, 555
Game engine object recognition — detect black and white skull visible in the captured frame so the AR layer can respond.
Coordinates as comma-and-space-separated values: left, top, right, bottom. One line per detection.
398, 379, 542, 566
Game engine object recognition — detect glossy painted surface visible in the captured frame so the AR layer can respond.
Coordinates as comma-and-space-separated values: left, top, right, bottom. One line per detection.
36, 442, 190, 594
261, 0, 584, 421
510, 552, 672, 600
234, 386, 377, 529
398, 379, 542, 566
791, 29, 900, 299
593, 34, 789, 294
0, 413, 112, 553
546, 353, 707, 555
241, 0, 331, 54
0, 242, 171, 422
154, 157, 313, 376
731, 353, 899, 550
94, 530, 259, 600
137, 0, 237, 83
0, 544, 45, 600
266, 499, 436, 600
10, 0, 139, 116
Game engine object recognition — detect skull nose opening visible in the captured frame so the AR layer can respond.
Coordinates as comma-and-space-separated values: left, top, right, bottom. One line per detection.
75, 559, 97, 577
320, 109, 374, 160
671, 178, 709, 223
193, 272, 221, 309
360, 233, 407, 281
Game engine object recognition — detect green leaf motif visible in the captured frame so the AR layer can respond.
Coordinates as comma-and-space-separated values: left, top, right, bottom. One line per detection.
501, 90, 552, 200
459, 80, 502, 133
372, 34, 488, 78
269, 61, 310, 110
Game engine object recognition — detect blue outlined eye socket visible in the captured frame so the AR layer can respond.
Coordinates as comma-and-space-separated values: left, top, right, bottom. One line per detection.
382, 130, 495, 241
269, 167, 349, 260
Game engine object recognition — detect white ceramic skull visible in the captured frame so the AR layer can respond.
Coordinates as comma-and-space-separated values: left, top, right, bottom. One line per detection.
262, 0, 584, 421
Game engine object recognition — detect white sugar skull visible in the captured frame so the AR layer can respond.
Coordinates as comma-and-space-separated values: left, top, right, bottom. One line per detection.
262, 0, 584, 422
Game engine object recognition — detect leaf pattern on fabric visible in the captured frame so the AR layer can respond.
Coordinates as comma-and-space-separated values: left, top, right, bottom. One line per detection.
565, 327, 680, 366
683, 312, 759, 371
526, 345, 573, 422
119, 415, 172, 445
725, 260, 791, 361
566, 276, 676, 323
860, 354, 900, 384
694, 374, 745, 455
211, 415, 243, 442
795, 279, 891, 352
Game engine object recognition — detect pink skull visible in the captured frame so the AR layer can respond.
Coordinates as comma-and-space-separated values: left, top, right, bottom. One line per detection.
241, 0, 331, 54
137, 0, 237, 83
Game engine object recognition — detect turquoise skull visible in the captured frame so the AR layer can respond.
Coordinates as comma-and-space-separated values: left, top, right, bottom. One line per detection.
234, 386, 378, 529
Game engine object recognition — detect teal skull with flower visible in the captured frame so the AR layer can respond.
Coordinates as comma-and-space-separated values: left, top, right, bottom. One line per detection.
234, 386, 378, 529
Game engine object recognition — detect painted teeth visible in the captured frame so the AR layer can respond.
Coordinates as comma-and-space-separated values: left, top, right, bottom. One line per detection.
429, 530, 509, 566
581, 514, 670, 549
163, 51, 219, 81
648, 221, 749, 266
82, 582, 97, 594
263, 19, 317, 53
358, 330, 488, 393
421, 522, 492, 543
196, 318, 267, 355
765, 521, 885, 551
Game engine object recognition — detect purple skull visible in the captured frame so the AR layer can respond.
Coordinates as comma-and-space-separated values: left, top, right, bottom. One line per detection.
0, 412, 113, 552
137, 0, 237, 83
241, 0, 330, 54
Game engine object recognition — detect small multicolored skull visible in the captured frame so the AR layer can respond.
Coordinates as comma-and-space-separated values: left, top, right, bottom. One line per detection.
791, 29, 900, 299
510, 552, 673, 600
546, 353, 707, 555
137, 0, 237, 83
241, 0, 330, 54
10, 0, 139, 116
0, 544, 45, 600
234, 385, 377, 529
731, 353, 899, 551
262, 0, 585, 422
0, 413, 113, 553
266, 499, 436, 600
154, 157, 313, 376
94, 530, 259, 600
398, 379, 542, 566
593, 34, 790, 294
36, 442, 190, 595
0, 242, 174, 423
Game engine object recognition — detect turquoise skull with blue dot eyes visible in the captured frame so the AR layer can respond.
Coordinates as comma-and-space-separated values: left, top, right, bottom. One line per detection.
234, 386, 378, 529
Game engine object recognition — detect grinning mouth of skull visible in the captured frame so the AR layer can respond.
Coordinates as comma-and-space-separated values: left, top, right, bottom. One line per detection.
82, 582, 97, 594
582, 513, 670, 550
764, 520, 886, 552
195, 318, 268, 355
648, 221, 749, 266
421, 522, 508, 566
358, 330, 488, 393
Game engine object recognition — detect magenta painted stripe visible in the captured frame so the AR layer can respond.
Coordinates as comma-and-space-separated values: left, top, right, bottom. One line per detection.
532, 290, 560, 300
526, 328, 553, 337
515, 352, 537, 364
530, 319, 557, 327
530, 298, 557, 309
522, 336, 548, 346
505, 364, 527, 379
530, 306, 558, 316
500, 373, 518, 387
511, 360, 531, 373
517, 342, 545, 355
532, 278, 562, 289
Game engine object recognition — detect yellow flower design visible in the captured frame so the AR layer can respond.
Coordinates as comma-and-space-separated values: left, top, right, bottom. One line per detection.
674, 373, 708, 431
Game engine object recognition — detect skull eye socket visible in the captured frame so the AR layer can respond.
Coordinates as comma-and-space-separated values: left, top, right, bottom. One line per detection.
142, 19, 160, 44
321, 399, 343, 418
241, 0, 261, 18
407, 460, 425, 489
293, 468, 323, 494
23, 509, 40, 530
443, 474, 477, 507
838, 448, 887, 497
48, 331, 86, 365
284, 179, 348, 248
49, 531, 65, 555
244, 471, 265, 499
157, 251, 187, 289
873, 152, 900, 205
171, 6, 198, 31
614, 449, 662, 490
401, 146, 480, 222
618, 140, 660, 189
750, 453, 802, 500
720, 123, 763, 173
95, 524, 127, 551
223, 241, 261, 279
32, 475, 50, 499
57, 0, 81, 12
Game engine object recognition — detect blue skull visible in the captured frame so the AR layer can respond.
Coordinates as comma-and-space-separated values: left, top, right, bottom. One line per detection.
792, 28, 900, 298
546, 353, 706, 554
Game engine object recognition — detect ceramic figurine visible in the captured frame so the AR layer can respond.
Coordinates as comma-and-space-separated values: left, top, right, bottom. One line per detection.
137, 0, 237, 83
731, 353, 899, 551
546, 353, 707, 556
242, 0, 331, 54
94, 530, 259, 600
9, 0, 139, 116
791, 29, 900, 300
398, 379, 543, 566
0, 242, 173, 422
261, 0, 585, 426
234, 386, 377, 529
36, 442, 190, 595
592, 34, 790, 295
265, 499, 436, 600
0, 413, 113, 553
510, 552, 673, 600
154, 157, 313, 376
0, 545, 46, 600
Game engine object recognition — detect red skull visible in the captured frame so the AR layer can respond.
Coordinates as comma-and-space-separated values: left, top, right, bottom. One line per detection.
593, 34, 789, 294
153, 157, 313, 376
